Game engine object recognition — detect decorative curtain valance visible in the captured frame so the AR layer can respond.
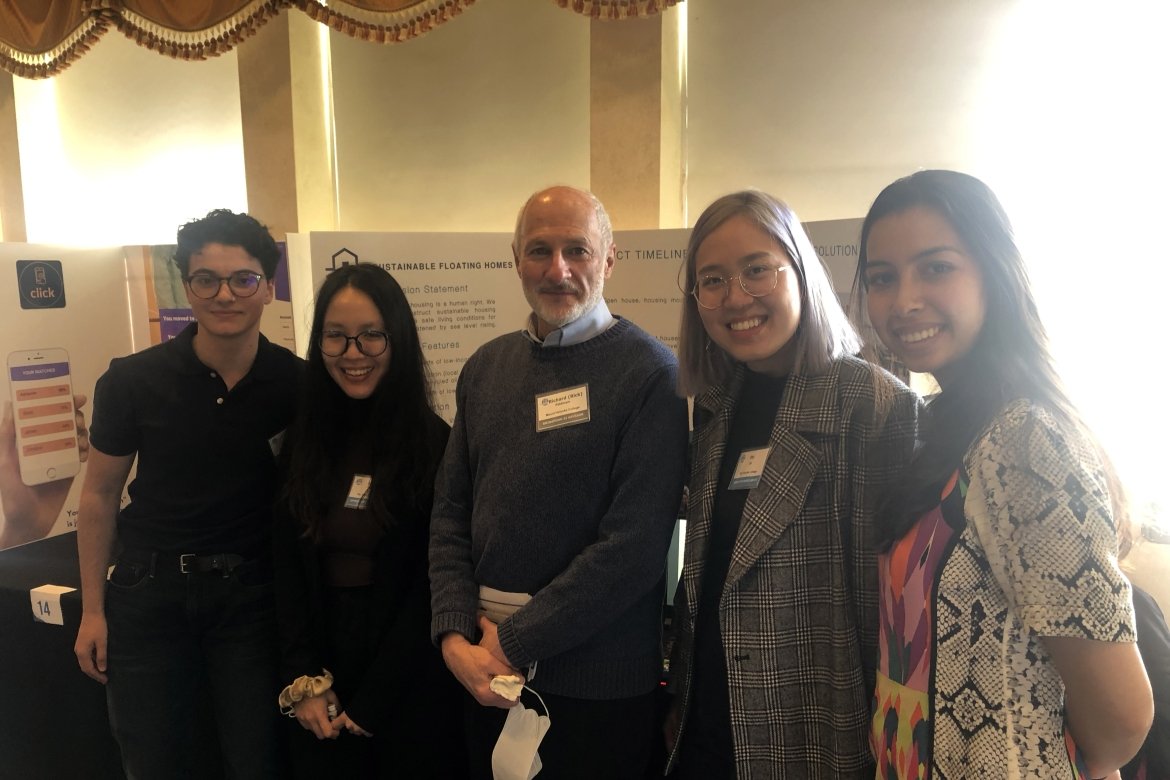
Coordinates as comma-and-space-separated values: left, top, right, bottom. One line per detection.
555, 0, 680, 19
0, 3, 110, 79
88, 0, 288, 62
291, 0, 475, 43
0, 0, 680, 79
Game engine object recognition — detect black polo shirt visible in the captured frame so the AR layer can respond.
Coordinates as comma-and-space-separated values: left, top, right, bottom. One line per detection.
89, 323, 302, 554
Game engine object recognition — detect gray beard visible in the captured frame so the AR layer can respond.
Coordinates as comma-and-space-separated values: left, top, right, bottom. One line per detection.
528, 284, 604, 331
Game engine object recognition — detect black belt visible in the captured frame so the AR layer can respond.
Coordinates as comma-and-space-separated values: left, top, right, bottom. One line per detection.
119, 549, 255, 577
177, 553, 246, 575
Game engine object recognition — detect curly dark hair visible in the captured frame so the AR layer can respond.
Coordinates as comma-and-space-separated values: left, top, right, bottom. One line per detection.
173, 209, 281, 277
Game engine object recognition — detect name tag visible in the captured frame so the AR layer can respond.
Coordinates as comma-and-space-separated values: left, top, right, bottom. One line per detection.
534, 384, 590, 432
344, 474, 371, 509
728, 447, 770, 490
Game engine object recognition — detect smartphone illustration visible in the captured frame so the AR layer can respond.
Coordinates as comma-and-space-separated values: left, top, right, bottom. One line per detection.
7, 348, 81, 486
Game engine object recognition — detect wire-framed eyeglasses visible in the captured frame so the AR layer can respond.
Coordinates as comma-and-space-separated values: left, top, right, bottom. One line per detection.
683, 264, 790, 310
184, 271, 265, 299
320, 330, 390, 357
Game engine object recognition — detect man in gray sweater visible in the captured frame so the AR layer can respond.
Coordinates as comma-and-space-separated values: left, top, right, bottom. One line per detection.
429, 185, 688, 779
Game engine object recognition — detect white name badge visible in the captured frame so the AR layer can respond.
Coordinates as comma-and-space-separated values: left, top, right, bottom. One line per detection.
344, 474, 372, 510
534, 384, 590, 432
728, 446, 770, 490
30, 584, 75, 626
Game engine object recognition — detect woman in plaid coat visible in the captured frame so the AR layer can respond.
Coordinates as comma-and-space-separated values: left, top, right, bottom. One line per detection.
665, 190, 919, 779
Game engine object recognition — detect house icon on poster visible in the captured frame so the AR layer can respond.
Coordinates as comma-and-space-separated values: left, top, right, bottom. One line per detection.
326, 248, 360, 273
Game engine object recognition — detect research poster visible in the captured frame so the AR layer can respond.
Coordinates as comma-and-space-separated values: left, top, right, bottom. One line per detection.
300, 222, 867, 422
600, 228, 691, 353
806, 217, 864, 303
805, 217, 907, 381
0, 244, 135, 551
304, 230, 691, 422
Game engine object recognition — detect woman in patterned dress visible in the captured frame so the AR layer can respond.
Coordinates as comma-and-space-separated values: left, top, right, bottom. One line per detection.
856, 169, 1153, 778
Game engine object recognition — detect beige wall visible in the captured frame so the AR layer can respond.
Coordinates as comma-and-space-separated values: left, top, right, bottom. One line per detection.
5, 1, 1167, 240
328, 2, 590, 232
685, 0, 1014, 221
11, 34, 247, 246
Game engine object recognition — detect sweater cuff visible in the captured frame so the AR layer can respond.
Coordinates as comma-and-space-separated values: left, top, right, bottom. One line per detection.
496, 617, 531, 669
431, 611, 477, 647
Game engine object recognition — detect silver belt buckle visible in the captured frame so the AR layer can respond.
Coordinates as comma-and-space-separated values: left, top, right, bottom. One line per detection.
179, 554, 196, 574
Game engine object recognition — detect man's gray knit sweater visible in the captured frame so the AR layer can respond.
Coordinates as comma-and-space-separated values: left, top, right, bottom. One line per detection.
429, 316, 688, 699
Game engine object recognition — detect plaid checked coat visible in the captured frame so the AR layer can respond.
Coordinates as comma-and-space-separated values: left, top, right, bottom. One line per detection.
668, 355, 918, 778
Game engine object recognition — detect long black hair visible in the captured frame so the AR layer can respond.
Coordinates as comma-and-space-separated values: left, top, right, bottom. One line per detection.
854, 170, 1128, 549
281, 263, 444, 540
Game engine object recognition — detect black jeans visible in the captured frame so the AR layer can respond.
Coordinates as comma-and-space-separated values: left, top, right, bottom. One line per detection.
104, 554, 282, 780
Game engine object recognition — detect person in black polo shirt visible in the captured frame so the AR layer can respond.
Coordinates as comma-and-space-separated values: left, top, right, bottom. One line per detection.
72, 209, 302, 779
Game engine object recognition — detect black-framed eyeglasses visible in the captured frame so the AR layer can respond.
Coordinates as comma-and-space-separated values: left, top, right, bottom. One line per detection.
184, 270, 265, 299
683, 264, 790, 310
320, 330, 390, 357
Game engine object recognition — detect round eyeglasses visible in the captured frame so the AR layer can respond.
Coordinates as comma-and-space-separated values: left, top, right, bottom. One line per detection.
683, 264, 790, 310
184, 270, 265, 299
320, 330, 390, 357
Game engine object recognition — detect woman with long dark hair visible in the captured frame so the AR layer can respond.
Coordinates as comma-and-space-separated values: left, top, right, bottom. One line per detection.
273, 264, 464, 777
856, 170, 1152, 778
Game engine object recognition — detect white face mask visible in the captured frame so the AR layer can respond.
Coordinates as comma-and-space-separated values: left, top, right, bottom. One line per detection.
491, 687, 551, 780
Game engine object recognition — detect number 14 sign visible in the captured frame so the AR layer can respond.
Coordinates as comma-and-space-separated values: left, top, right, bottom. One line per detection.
30, 584, 76, 626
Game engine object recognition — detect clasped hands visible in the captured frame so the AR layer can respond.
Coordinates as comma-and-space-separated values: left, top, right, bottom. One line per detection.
440, 615, 524, 709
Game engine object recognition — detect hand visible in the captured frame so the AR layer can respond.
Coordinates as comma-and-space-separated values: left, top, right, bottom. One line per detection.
333, 711, 372, 737
477, 615, 513, 668
0, 395, 90, 549
293, 689, 341, 740
74, 611, 108, 684
440, 632, 522, 708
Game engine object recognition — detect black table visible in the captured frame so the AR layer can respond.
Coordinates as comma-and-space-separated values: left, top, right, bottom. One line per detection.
0, 532, 124, 779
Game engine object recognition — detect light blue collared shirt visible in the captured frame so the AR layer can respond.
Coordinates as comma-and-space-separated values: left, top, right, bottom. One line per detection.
523, 299, 616, 348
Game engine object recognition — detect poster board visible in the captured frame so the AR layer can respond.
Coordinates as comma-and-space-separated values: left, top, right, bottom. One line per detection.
299, 229, 693, 422
296, 221, 868, 422
0, 245, 135, 550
